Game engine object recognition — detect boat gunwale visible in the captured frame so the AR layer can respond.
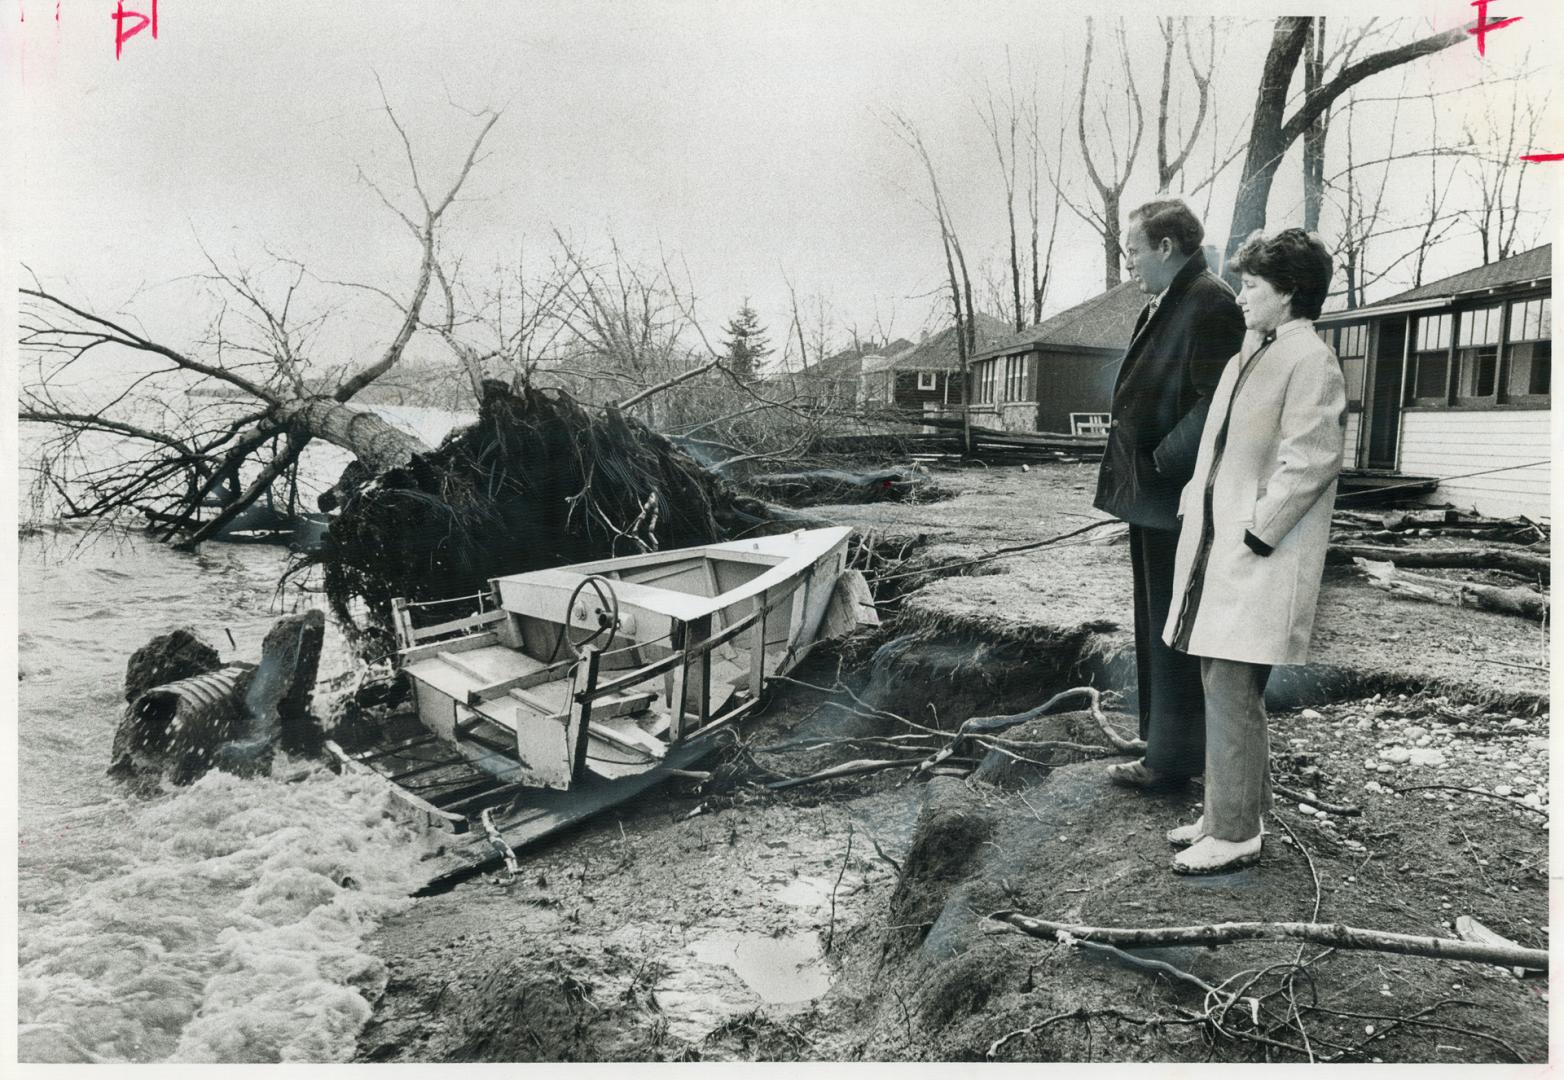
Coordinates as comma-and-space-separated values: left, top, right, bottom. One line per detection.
491, 526, 852, 624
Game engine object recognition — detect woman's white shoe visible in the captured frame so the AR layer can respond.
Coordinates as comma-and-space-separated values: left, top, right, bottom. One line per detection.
1165, 817, 1205, 848
1171, 833, 1262, 874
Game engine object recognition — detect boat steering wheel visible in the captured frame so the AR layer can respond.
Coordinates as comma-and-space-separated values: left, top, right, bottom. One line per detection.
564, 574, 620, 660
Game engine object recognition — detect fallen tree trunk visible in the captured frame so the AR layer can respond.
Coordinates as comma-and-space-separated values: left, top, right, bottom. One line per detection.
1352, 558, 1548, 622
741, 467, 922, 508
270, 397, 433, 474
989, 911, 1548, 971
1330, 542, 1549, 582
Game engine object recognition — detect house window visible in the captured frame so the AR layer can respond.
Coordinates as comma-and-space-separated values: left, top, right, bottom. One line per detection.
917, 370, 937, 391
1503, 296, 1551, 403
1454, 305, 1502, 402
973, 360, 995, 404
1335, 323, 1367, 405
1003, 356, 1026, 402
1410, 312, 1452, 403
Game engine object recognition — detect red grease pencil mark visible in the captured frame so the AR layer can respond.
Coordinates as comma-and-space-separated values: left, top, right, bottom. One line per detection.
112, 0, 158, 60
1469, 0, 1521, 56
1519, 153, 1564, 163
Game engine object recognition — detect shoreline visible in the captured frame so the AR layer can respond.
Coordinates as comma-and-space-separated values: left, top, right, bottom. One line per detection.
349, 460, 1549, 1063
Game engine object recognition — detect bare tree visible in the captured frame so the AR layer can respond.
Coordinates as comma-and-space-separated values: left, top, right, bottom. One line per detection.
1225, 15, 1476, 269
1064, 17, 1145, 290
1460, 56, 1551, 265
1154, 17, 1215, 193
976, 53, 1026, 332
20, 95, 500, 546
884, 109, 978, 451
1026, 97, 1065, 324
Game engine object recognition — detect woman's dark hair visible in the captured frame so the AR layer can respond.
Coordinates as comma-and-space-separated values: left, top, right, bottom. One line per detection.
1231, 228, 1334, 320
1128, 198, 1204, 256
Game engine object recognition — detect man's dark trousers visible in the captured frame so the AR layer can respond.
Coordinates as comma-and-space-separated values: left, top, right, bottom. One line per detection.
1129, 523, 1205, 778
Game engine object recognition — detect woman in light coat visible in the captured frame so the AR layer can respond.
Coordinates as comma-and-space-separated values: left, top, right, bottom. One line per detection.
1161, 228, 1346, 874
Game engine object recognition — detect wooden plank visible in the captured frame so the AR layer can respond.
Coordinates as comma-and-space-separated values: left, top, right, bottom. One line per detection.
682, 694, 762, 742
695, 608, 762, 653
386, 757, 479, 784
352, 731, 439, 763
590, 649, 690, 700
587, 713, 665, 759
441, 781, 535, 816
409, 607, 508, 643
400, 631, 500, 667
665, 621, 688, 730
748, 596, 766, 700
681, 615, 712, 738
325, 740, 469, 833
391, 598, 415, 650
438, 651, 496, 683
567, 647, 602, 784
465, 659, 574, 705
508, 683, 570, 719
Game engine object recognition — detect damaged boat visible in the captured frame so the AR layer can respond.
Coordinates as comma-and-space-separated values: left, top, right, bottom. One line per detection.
326, 526, 873, 873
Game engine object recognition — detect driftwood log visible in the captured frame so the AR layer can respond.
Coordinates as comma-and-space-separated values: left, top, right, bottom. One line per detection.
990, 912, 1549, 971
1352, 558, 1548, 621
1330, 543, 1549, 582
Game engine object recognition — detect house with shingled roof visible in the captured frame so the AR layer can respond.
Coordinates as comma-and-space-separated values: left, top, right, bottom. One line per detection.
968, 281, 1145, 435
1313, 244, 1550, 519
858, 313, 1011, 414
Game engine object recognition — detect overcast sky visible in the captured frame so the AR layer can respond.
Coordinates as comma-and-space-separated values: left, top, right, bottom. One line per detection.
4, 0, 1561, 380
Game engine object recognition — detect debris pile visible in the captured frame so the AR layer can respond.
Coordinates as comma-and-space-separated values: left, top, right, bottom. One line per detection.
311, 381, 804, 650
1330, 508, 1549, 622
108, 611, 325, 788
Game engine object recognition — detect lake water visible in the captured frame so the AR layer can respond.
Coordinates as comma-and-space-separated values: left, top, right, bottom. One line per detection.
16, 405, 473, 1063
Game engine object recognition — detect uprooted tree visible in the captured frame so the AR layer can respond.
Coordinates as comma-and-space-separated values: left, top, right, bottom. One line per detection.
20, 95, 499, 550
19, 98, 814, 650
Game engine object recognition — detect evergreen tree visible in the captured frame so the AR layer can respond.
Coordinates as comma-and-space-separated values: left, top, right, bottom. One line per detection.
721, 301, 772, 380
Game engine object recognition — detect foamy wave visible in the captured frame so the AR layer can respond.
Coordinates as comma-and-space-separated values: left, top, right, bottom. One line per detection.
18, 762, 438, 1063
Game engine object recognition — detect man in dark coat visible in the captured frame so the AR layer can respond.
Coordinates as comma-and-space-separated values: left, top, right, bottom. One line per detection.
1095, 198, 1245, 788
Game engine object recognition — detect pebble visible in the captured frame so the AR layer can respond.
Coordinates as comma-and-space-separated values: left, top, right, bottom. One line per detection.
1364, 781, 1386, 794
1297, 803, 1318, 815
1495, 784, 1514, 796
1376, 763, 1394, 773
1356, 718, 1374, 732
1300, 708, 1323, 721
1505, 718, 1530, 730
1407, 748, 1446, 767
1523, 793, 1543, 808
1379, 747, 1411, 764
1404, 725, 1428, 740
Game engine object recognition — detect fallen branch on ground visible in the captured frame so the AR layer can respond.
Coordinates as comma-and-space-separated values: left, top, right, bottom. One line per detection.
986, 1006, 1203, 1060
1386, 783, 1549, 818
988, 912, 1548, 971
1272, 784, 1361, 817
914, 685, 1143, 777
1330, 543, 1548, 582
764, 756, 940, 791
1351, 558, 1547, 622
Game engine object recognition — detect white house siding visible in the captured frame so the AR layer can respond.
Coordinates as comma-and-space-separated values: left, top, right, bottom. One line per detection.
1397, 409, 1551, 519
1342, 412, 1361, 468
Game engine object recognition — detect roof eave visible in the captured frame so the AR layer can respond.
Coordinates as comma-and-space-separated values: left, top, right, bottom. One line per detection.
1315, 296, 1450, 324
